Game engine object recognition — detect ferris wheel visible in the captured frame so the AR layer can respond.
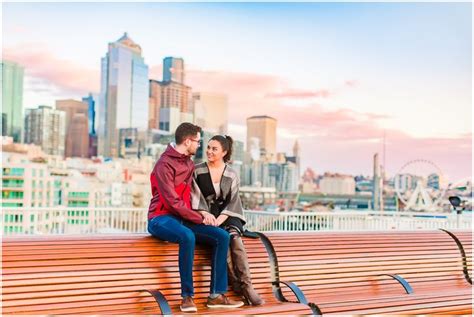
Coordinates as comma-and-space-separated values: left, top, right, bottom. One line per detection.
394, 159, 447, 212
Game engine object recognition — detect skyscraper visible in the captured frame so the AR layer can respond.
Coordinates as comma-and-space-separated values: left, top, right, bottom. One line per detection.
56, 99, 89, 158
372, 153, 384, 211
149, 78, 193, 132
82, 93, 99, 135
82, 93, 99, 157
246, 115, 277, 161
68, 115, 89, 158
163, 57, 184, 84
99, 33, 149, 157
293, 140, 301, 184
1, 60, 24, 142
148, 80, 162, 130
193, 92, 228, 134
161, 81, 193, 113
24, 106, 66, 156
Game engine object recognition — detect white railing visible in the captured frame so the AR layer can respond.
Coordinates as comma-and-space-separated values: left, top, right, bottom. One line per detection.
1, 207, 472, 236
244, 210, 472, 232
1, 207, 148, 236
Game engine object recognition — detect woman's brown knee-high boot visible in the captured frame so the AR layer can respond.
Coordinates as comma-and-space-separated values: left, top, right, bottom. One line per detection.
227, 248, 242, 294
229, 235, 264, 306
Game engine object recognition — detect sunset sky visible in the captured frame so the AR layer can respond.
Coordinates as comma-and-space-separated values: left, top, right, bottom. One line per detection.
3, 2, 472, 181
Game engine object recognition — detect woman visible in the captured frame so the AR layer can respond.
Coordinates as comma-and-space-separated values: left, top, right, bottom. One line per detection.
192, 135, 264, 306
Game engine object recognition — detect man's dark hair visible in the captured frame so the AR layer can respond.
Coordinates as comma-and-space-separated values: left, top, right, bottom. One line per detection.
175, 122, 202, 145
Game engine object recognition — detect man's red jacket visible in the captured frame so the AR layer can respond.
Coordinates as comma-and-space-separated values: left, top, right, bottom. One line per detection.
148, 144, 204, 224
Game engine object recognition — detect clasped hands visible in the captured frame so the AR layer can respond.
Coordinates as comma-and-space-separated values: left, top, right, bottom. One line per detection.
199, 211, 225, 227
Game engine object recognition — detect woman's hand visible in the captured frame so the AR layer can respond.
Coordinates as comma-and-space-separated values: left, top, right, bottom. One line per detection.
216, 215, 229, 226
199, 210, 217, 226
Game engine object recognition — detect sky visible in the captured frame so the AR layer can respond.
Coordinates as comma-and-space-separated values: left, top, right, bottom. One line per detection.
2, 2, 472, 182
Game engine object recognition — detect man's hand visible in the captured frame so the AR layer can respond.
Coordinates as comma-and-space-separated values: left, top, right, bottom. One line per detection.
199, 211, 217, 226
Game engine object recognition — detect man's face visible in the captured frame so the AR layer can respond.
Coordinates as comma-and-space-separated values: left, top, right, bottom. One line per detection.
187, 132, 201, 156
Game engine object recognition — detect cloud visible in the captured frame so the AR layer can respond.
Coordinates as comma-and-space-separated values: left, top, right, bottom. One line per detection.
187, 68, 283, 94
4, 46, 469, 180
5, 25, 29, 34
185, 67, 470, 181
3, 44, 99, 94
265, 89, 331, 99
345, 80, 358, 87
296, 131, 471, 182
149, 65, 163, 81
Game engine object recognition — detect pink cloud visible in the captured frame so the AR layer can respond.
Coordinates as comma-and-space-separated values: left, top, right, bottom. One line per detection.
186, 68, 470, 181
3, 47, 469, 180
4, 44, 99, 94
297, 132, 472, 182
345, 80, 358, 87
187, 68, 282, 93
6, 25, 29, 34
265, 89, 331, 99
149, 65, 163, 81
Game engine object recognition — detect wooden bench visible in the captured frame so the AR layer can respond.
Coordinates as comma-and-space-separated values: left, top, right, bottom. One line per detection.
267, 229, 472, 315
2, 233, 315, 315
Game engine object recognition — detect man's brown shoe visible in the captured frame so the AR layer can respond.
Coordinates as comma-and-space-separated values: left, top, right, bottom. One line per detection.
180, 296, 197, 312
206, 294, 244, 308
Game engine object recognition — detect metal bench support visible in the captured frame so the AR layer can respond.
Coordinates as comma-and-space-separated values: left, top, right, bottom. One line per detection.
379, 274, 413, 294
145, 289, 172, 315
254, 231, 320, 315
439, 228, 472, 284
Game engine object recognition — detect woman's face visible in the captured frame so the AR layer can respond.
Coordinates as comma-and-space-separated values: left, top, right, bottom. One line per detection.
207, 139, 227, 163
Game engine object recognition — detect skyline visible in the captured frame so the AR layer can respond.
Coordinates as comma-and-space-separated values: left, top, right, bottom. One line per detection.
3, 2, 472, 181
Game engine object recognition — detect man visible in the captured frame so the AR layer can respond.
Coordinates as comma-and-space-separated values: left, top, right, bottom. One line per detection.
148, 122, 244, 312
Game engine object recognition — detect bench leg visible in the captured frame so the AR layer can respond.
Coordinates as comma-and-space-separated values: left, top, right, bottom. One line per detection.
144, 289, 172, 315
253, 231, 320, 315
379, 274, 414, 294
439, 228, 472, 284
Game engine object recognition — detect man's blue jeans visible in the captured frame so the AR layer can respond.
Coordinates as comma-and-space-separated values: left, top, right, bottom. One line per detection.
148, 215, 230, 297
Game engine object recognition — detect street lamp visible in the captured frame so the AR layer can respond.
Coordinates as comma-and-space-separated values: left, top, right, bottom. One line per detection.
449, 196, 463, 213
448, 196, 464, 228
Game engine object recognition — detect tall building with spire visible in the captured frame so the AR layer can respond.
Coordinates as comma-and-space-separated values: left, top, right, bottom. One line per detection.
372, 153, 384, 211
293, 140, 301, 184
98, 33, 149, 157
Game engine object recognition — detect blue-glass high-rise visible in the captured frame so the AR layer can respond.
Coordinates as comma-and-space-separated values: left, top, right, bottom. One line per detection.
82, 93, 98, 136
98, 33, 149, 157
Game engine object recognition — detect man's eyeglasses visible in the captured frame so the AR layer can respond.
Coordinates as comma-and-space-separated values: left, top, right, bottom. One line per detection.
189, 138, 201, 144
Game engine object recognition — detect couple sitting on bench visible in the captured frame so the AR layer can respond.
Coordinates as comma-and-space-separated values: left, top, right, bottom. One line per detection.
147, 122, 263, 313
